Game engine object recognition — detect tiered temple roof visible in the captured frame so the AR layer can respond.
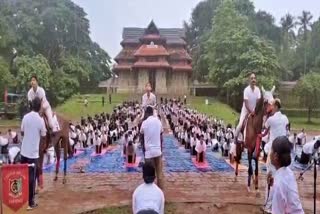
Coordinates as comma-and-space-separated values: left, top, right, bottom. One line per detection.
114, 21, 192, 72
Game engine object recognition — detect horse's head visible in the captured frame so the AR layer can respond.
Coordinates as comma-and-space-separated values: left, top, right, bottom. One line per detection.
261, 86, 275, 114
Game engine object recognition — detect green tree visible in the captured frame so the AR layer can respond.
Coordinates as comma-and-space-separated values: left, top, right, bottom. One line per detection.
295, 72, 320, 122
0, 57, 14, 101
206, 0, 279, 109
280, 13, 296, 52
297, 11, 313, 75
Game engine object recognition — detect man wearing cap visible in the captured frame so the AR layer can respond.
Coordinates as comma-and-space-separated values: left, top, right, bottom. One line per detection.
132, 162, 165, 214
262, 98, 289, 213
140, 106, 164, 189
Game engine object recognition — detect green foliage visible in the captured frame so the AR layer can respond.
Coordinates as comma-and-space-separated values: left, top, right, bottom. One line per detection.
0, 57, 14, 100
15, 54, 51, 92
295, 72, 320, 122
206, 0, 279, 108
0, 0, 111, 105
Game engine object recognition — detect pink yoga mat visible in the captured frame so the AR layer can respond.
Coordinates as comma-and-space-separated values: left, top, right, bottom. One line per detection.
192, 157, 209, 169
125, 156, 141, 168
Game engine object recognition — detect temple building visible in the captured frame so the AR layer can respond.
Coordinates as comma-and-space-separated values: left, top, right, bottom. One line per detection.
113, 21, 192, 94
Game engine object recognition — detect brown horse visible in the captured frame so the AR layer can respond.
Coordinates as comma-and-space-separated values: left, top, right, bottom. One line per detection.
235, 86, 274, 192
37, 113, 73, 189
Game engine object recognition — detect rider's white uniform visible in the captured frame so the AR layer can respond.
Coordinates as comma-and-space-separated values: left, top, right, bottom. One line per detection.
235, 86, 261, 138
27, 86, 54, 130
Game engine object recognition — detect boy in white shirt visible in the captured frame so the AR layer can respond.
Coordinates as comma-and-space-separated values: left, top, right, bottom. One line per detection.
27, 75, 54, 133
195, 135, 206, 163
132, 163, 165, 214
295, 138, 320, 165
269, 136, 304, 214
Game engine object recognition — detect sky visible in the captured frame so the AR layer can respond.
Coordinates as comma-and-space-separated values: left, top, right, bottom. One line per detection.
72, 0, 320, 58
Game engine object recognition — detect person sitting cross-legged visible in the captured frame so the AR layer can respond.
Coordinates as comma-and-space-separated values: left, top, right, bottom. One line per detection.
132, 162, 165, 214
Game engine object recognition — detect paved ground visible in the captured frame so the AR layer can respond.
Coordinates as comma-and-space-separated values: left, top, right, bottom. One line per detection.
31, 168, 320, 214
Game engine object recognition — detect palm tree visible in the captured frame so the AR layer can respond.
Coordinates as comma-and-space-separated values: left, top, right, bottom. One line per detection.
297, 11, 313, 75
280, 13, 295, 52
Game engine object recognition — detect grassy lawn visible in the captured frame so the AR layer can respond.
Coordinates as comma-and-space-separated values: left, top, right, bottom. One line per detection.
289, 117, 320, 131
55, 94, 128, 121
189, 96, 239, 126
1, 94, 319, 132
84, 204, 177, 214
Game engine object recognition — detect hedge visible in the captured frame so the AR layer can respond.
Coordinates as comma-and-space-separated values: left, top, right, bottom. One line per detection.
282, 109, 320, 118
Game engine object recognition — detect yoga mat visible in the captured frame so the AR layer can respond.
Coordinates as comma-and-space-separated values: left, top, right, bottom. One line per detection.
125, 156, 141, 168
74, 150, 84, 157
90, 146, 117, 157
192, 157, 209, 169
225, 159, 248, 170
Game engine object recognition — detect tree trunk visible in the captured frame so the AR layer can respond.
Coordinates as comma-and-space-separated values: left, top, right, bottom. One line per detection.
308, 107, 312, 123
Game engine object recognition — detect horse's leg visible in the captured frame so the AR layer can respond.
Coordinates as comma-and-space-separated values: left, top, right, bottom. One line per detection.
37, 140, 45, 191
54, 139, 60, 181
247, 151, 253, 192
254, 157, 259, 191
63, 136, 69, 184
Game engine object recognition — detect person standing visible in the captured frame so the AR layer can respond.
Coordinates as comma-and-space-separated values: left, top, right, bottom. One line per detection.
109, 93, 112, 104
132, 162, 165, 214
262, 98, 289, 213
142, 83, 157, 109
270, 136, 304, 214
102, 96, 105, 107
140, 106, 164, 189
20, 97, 47, 210
235, 73, 261, 140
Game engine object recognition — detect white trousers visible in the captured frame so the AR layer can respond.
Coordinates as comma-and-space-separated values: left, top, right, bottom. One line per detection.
42, 101, 54, 130
235, 109, 248, 137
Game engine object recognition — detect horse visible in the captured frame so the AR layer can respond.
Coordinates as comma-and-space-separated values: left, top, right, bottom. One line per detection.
37, 113, 73, 189
234, 86, 275, 192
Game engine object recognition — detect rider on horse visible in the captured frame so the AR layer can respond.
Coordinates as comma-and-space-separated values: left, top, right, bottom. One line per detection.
27, 74, 55, 136
235, 73, 261, 141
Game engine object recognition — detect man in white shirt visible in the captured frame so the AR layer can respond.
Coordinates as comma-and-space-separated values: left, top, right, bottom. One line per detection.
142, 83, 157, 109
27, 74, 54, 132
132, 162, 165, 214
21, 97, 47, 210
295, 137, 320, 165
263, 98, 289, 213
235, 73, 261, 140
140, 106, 164, 189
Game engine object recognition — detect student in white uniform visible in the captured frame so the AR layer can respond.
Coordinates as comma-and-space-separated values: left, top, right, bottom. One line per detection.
297, 129, 307, 145
132, 162, 165, 214
235, 73, 261, 140
142, 83, 157, 109
27, 74, 54, 132
195, 135, 207, 163
295, 137, 320, 165
269, 136, 304, 214
8, 146, 21, 164
263, 99, 289, 213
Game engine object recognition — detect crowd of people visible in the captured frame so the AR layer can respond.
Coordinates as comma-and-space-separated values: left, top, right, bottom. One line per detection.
2, 74, 320, 213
